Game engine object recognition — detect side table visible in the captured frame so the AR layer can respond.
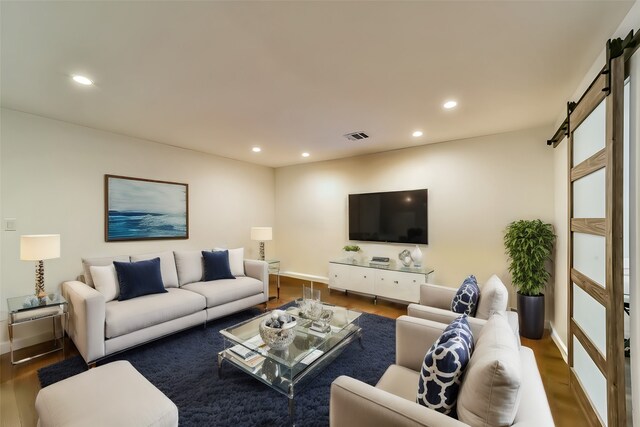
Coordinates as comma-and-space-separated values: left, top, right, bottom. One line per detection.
7, 294, 68, 365
266, 259, 281, 299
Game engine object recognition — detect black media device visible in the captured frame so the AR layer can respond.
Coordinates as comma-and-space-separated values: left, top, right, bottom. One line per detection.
348, 189, 428, 244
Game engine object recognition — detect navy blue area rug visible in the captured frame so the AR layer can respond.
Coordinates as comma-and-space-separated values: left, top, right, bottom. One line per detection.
38, 306, 396, 426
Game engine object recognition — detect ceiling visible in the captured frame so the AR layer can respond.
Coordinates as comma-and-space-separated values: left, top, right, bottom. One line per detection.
1, 1, 634, 168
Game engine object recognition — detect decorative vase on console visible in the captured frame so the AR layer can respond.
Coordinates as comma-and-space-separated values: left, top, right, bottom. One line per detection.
398, 249, 412, 267
411, 245, 423, 268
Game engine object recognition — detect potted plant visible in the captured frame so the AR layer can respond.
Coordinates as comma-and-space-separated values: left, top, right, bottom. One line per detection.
343, 245, 361, 262
504, 219, 555, 339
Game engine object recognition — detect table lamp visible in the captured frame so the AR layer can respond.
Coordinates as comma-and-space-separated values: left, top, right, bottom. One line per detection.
250, 227, 272, 261
20, 234, 60, 298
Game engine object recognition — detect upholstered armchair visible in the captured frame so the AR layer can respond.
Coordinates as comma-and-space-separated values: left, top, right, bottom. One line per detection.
407, 274, 520, 342
329, 315, 554, 427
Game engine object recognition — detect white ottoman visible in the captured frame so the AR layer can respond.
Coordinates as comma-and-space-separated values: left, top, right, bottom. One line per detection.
36, 360, 178, 427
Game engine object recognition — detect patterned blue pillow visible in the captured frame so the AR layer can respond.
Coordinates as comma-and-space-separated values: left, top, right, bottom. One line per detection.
443, 315, 474, 353
451, 275, 480, 316
416, 317, 474, 417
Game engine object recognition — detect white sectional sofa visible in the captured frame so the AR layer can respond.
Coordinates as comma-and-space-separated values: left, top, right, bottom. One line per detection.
62, 250, 269, 364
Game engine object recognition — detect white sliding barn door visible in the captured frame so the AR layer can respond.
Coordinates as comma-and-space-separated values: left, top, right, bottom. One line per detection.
568, 54, 626, 427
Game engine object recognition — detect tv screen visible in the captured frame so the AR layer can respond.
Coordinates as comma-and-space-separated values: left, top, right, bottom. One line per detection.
349, 189, 428, 244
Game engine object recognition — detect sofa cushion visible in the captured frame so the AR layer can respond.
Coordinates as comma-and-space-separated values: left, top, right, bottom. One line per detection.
90, 264, 120, 302
451, 275, 480, 317
416, 316, 473, 417
457, 312, 522, 426
130, 251, 179, 288
105, 288, 206, 339
475, 274, 508, 320
376, 364, 420, 401
202, 250, 235, 281
214, 247, 245, 277
174, 250, 204, 286
82, 255, 130, 287
114, 258, 167, 301
181, 277, 263, 308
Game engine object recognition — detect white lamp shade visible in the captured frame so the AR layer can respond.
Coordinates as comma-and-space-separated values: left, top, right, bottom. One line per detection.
251, 227, 272, 241
20, 234, 61, 261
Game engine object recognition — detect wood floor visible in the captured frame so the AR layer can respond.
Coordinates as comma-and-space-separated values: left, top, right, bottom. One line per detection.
1, 276, 587, 426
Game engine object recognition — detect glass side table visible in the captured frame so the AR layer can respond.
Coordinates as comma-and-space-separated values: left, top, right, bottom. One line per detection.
266, 259, 281, 299
7, 294, 68, 365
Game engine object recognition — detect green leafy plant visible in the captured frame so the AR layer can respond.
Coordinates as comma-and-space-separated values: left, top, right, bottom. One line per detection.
504, 219, 555, 296
343, 245, 361, 252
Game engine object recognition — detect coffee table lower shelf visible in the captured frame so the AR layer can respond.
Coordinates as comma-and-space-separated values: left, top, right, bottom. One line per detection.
217, 326, 363, 426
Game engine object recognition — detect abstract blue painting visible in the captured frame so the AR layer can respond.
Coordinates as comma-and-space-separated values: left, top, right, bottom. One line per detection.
105, 175, 188, 241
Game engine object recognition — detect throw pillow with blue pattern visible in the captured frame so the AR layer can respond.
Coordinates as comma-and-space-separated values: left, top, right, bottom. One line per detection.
443, 314, 474, 353
417, 315, 474, 417
451, 275, 480, 317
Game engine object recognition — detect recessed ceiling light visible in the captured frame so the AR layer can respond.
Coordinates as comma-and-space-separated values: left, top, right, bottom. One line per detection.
301, 152, 310, 158
443, 100, 457, 109
72, 75, 93, 86
252, 147, 261, 153
412, 131, 423, 137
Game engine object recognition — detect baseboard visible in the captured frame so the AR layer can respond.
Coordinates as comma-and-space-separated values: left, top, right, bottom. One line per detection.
0, 331, 56, 355
279, 271, 329, 284
550, 325, 569, 363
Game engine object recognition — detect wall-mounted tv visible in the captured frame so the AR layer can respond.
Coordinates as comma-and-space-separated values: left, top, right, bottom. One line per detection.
349, 189, 428, 244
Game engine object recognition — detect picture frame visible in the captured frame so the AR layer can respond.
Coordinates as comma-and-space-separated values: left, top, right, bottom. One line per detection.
105, 174, 189, 242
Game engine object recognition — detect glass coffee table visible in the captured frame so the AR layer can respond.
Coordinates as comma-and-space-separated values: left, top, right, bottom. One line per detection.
218, 304, 362, 425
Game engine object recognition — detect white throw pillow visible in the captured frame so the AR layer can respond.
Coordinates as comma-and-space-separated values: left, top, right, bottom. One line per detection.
90, 264, 120, 302
457, 312, 521, 426
173, 250, 204, 286
214, 247, 245, 277
475, 275, 509, 320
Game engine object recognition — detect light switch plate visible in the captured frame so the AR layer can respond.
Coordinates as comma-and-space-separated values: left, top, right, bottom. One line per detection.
4, 218, 16, 231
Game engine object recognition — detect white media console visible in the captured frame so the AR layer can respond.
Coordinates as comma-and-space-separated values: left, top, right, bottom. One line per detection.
328, 259, 434, 304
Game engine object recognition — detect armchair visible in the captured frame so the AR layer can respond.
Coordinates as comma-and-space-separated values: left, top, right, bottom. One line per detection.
407, 275, 520, 343
329, 315, 554, 427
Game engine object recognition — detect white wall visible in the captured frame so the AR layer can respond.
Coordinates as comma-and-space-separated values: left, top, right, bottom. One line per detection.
552, 136, 569, 360
275, 126, 555, 313
0, 108, 275, 352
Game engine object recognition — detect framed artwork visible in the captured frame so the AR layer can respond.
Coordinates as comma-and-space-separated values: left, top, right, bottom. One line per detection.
105, 175, 189, 242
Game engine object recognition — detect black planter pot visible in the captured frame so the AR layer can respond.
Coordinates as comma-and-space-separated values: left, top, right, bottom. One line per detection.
517, 292, 545, 340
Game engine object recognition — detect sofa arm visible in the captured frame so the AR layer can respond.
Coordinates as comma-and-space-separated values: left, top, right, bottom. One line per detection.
61, 281, 106, 363
407, 304, 486, 338
419, 283, 456, 309
244, 260, 269, 298
330, 376, 467, 427
396, 315, 449, 372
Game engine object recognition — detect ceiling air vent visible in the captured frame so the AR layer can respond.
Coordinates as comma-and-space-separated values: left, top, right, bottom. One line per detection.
343, 131, 369, 141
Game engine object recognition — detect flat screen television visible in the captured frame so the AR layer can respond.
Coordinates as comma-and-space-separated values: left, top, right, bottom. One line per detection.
349, 189, 428, 244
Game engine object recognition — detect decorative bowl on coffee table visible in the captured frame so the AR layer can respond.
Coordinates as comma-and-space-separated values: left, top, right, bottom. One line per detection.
259, 314, 297, 350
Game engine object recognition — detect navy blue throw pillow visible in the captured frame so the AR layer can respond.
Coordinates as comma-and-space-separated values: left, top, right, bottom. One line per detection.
443, 314, 474, 353
114, 257, 167, 301
416, 316, 474, 417
202, 250, 235, 281
451, 275, 480, 316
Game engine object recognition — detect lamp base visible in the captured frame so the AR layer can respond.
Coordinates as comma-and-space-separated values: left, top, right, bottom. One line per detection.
35, 260, 46, 299
259, 242, 265, 261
